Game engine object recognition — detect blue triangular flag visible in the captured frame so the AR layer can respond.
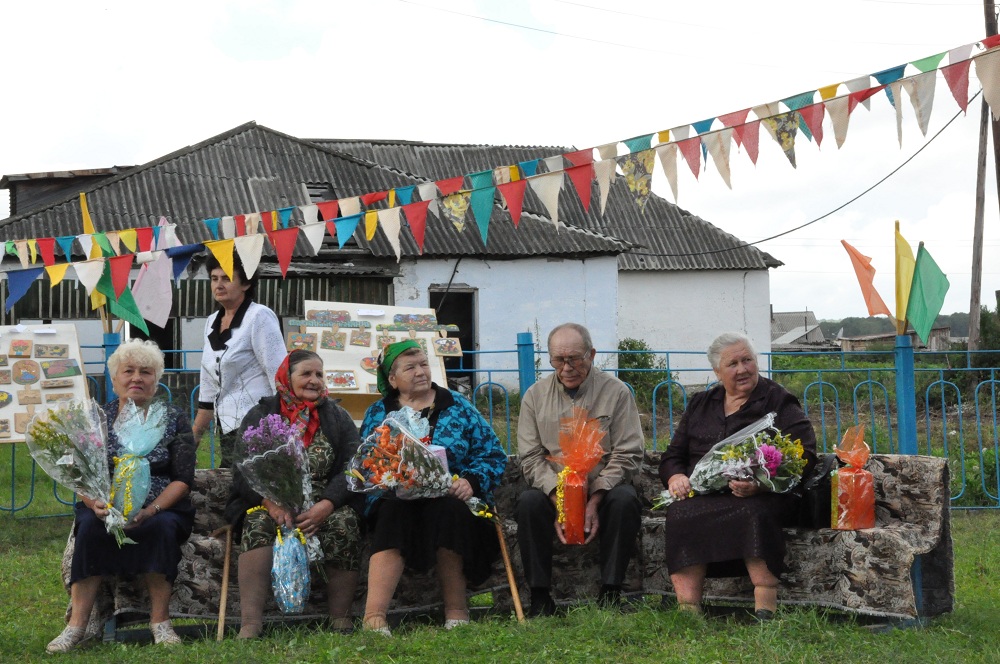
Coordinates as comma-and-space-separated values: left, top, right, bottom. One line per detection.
204, 218, 221, 240
873, 65, 907, 107
470, 187, 494, 245
165, 244, 207, 282
278, 207, 294, 229
519, 159, 539, 177
5, 267, 44, 312
395, 186, 415, 206
56, 235, 77, 260
335, 214, 361, 249
623, 134, 654, 154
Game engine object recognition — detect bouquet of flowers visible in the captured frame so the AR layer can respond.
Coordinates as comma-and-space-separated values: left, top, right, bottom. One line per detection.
25, 399, 133, 546
548, 407, 607, 544
654, 412, 807, 509
235, 413, 316, 614
109, 399, 167, 523
347, 406, 453, 499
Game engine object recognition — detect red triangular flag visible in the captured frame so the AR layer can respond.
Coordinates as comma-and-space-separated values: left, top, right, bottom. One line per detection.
37, 238, 57, 266
563, 149, 593, 168
361, 191, 387, 207
135, 227, 154, 252
565, 164, 594, 212
497, 179, 528, 227
798, 103, 826, 147
316, 201, 339, 221
734, 120, 761, 164
941, 61, 972, 113
676, 136, 701, 179
983, 34, 1000, 49
268, 227, 299, 277
108, 254, 135, 299
717, 108, 752, 147
402, 200, 431, 253
260, 211, 275, 231
849, 86, 884, 113
436, 176, 464, 196
232, 214, 246, 236
325, 221, 338, 240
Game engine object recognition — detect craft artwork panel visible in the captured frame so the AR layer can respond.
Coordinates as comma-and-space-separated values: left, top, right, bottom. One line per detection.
286, 333, 317, 352
0, 324, 88, 444
433, 337, 463, 357
325, 370, 358, 390
376, 333, 394, 351
307, 310, 352, 325
320, 331, 347, 351
350, 329, 372, 347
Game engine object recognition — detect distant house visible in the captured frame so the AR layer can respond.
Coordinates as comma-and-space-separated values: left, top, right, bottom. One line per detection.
770, 309, 832, 351
1, 122, 781, 387
838, 327, 952, 352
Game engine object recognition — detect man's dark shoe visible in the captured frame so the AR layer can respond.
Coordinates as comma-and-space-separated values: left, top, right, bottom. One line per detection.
598, 585, 621, 609
755, 609, 775, 622
527, 589, 556, 618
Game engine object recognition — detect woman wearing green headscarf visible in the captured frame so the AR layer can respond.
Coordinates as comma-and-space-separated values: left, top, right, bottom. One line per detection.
359, 340, 507, 635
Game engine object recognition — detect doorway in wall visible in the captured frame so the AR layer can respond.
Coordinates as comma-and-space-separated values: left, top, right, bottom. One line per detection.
429, 286, 477, 389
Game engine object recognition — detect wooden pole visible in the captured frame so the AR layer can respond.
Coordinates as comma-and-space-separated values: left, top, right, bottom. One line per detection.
215, 525, 233, 641
970, 98, 988, 350
494, 520, 525, 622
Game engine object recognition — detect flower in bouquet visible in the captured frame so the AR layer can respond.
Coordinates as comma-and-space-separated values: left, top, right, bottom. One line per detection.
236, 413, 308, 512
25, 399, 133, 546
653, 412, 806, 510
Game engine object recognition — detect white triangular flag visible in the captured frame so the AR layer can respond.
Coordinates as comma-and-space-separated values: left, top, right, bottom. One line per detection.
597, 143, 618, 160
594, 159, 616, 214
378, 208, 403, 262
975, 48, 1000, 121
220, 216, 235, 239
298, 204, 319, 225
528, 172, 564, 228
234, 234, 265, 278
339, 197, 361, 217
825, 96, 851, 148
655, 144, 679, 203
73, 259, 105, 296
299, 221, 327, 256
902, 70, 936, 136
704, 128, 733, 189
131, 252, 173, 328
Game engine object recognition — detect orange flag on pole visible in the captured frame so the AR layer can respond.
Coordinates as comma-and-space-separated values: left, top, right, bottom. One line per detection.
841, 240, 892, 317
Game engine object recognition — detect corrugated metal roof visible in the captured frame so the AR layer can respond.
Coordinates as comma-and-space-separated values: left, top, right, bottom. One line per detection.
770, 310, 819, 338
0, 123, 628, 261
313, 139, 778, 271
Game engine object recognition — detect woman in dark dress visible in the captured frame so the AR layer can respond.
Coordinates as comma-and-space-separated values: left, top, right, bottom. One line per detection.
47, 339, 195, 652
658, 332, 817, 619
359, 340, 507, 635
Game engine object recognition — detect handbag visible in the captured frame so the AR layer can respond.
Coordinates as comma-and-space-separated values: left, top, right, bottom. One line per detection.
797, 454, 840, 528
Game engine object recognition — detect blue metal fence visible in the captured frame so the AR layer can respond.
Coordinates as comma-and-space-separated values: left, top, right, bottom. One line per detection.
5, 338, 998, 516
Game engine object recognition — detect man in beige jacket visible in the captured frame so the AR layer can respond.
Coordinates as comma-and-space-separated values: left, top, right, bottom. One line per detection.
516, 323, 644, 616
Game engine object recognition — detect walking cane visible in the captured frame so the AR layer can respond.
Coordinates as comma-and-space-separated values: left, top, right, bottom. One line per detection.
212, 525, 234, 641
494, 519, 525, 623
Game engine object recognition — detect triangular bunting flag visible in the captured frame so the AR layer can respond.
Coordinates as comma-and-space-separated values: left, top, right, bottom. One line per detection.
402, 200, 431, 253
73, 259, 105, 297
4, 267, 44, 312
361, 191, 387, 207
902, 70, 936, 136
594, 159, 617, 213
718, 108, 751, 147
299, 204, 319, 225
56, 235, 76, 260
317, 200, 340, 221
942, 60, 972, 113
762, 112, 800, 168
734, 120, 761, 164
528, 171, 564, 226
618, 149, 655, 212
676, 136, 701, 179
826, 96, 852, 148
565, 164, 593, 212
77, 235, 95, 261
234, 235, 265, 278
339, 197, 361, 218
417, 182, 438, 201
818, 84, 840, 101
440, 193, 471, 233
37, 238, 56, 266
204, 218, 221, 240
92, 233, 115, 257
657, 130, 670, 144
798, 103, 826, 147
231, 215, 244, 238
844, 76, 874, 110
497, 179, 528, 227
468, 175, 495, 245
204, 240, 236, 280
395, 186, 415, 206
268, 228, 299, 277
244, 212, 262, 235
596, 143, 618, 160
131, 251, 174, 328
106, 232, 121, 257
45, 263, 71, 287
364, 210, 378, 241
278, 207, 294, 229
890, 81, 906, 146
108, 254, 134, 299
975, 48, 1000, 121
299, 221, 326, 256
162, 244, 204, 282
335, 214, 361, 248
519, 159, 539, 177
27, 241, 37, 266
542, 156, 563, 174
623, 134, 654, 154
436, 177, 465, 196
135, 227, 154, 252
95, 260, 149, 334
655, 144, 679, 202
378, 208, 404, 261
704, 128, 734, 189
911, 52, 947, 73
873, 65, 906, 106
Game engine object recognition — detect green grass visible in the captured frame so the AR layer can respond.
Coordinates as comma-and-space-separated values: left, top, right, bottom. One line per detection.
1, 509, 998, 663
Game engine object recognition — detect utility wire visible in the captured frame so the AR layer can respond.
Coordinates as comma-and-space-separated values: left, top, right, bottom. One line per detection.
626, 88, 983, 259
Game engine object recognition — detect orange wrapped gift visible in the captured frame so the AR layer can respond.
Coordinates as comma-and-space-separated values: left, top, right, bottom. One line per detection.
548, 407, 607, 545
831, 425, 875, 530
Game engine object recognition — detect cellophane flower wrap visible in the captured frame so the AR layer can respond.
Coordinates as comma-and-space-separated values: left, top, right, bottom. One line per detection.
235, 413, 318, 613
347, 406, 453, 499
831, 424, 875, 530
25, 399, 133, 546
654, 412, 807, 509
547, 407, 607, 545
109, 399, 167, 523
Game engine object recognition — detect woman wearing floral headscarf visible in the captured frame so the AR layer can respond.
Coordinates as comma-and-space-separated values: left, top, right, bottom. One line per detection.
359, 340, 507, 636
226, 350, 362, 637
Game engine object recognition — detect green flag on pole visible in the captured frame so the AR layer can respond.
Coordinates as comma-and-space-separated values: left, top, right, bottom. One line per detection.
906, 243, 949, 344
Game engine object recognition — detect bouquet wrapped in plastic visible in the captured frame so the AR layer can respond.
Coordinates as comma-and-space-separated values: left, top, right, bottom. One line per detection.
347, 406, 453, 499
831, 424, 875, 530
654, 412, 807, 509
548, 407, 606, 545
235, 413, 315, 614
109, 399, 167, 523
25, 399, 133, 546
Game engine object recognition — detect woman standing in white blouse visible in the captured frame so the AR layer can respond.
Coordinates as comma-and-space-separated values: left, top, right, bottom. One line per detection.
192, 253, 286, 467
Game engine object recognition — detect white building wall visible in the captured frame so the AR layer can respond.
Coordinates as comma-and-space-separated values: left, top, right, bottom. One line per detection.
617, 269, 772, 385
395, 256, 620, 386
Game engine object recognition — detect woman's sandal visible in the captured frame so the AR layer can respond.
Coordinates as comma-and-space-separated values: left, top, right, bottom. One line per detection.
46, 625, 87, 653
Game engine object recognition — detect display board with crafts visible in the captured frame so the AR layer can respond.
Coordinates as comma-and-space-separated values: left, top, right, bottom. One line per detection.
289, 301, 458, 420
0, 324, 89, 443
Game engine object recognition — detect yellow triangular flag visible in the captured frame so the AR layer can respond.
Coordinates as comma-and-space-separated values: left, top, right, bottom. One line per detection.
119, 229, 138, 253
45, 263, 71, 287
79, 192, 96, 235
364, 210, 378, 241
204, 239, 235, 280
29, 240, 38, 265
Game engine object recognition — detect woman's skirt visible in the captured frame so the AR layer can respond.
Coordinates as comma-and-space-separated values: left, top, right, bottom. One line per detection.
369, 496, 499, 586
241, 504, 363, 571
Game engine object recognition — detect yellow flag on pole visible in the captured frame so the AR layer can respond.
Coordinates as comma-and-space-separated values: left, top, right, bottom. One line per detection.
894, 221, 915, 328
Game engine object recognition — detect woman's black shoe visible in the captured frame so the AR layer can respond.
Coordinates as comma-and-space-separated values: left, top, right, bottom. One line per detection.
754, 609, 775, 622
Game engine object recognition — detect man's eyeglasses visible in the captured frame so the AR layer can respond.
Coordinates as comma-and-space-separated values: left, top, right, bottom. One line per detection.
550, 354, 587, 369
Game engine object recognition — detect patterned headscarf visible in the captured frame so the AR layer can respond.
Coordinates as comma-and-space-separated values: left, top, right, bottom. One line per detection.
274, 352, 328, 446
376, 339, 422, 396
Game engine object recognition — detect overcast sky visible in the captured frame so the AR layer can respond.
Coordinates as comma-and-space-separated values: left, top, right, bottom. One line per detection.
1, 0, 995, 321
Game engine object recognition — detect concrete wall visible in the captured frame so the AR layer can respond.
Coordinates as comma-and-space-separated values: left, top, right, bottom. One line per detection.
617, 269, 772, 385
395, 256, 620, 386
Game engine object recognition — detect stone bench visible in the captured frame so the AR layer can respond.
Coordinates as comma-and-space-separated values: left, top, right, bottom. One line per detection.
61, 452, 953, 636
